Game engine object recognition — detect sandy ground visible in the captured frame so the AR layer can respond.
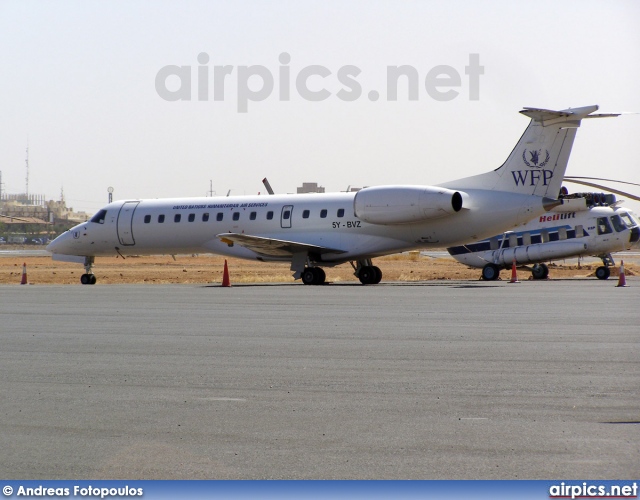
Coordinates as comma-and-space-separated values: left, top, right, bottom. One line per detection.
1, 249, 636, 285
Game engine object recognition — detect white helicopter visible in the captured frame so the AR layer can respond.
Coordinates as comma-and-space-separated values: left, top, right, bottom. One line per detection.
447, 181, 640, 280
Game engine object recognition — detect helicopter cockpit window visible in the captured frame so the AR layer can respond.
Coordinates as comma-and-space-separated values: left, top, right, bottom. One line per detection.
610, 215, 626, 232
620, 212, 638, 228
596, 217, 613, 235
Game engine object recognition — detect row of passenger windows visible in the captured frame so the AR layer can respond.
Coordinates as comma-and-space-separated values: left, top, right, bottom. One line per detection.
485, 213, 638, 250
142, 208, 347, 224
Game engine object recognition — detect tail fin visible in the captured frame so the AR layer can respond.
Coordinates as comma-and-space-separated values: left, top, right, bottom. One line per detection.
442, 105, 617, 198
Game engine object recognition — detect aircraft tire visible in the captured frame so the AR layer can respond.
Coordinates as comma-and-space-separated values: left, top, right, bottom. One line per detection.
532, 263, 549, 280
372, 266, 382, 284
358, 266, 376, 285
481, 264, 500, 281
80, 273, 96, 285
595, 266, 611, 280
302, 267, 326, 285
302, 268, 317, 285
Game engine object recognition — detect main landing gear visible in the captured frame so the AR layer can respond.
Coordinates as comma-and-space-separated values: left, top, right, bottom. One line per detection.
594, 253, 614, 280
80, 256, 97, 285
482, 262, 551, 280
301, 267, 326, 285
298, 259, 383, 285
531, 263, 549, 280
352, 259, 382, 285
481, 263, 500, 281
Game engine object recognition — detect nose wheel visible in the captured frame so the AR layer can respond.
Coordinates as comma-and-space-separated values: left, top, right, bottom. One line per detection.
80, 256, 97, 285
80, 273, 97, 285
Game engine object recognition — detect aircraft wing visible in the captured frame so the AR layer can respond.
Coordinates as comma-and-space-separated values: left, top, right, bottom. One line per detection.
216, 233, 347, 258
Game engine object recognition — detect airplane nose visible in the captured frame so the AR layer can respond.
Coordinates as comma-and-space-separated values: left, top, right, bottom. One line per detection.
47, 231, 73, 254
46, 236, 61, 253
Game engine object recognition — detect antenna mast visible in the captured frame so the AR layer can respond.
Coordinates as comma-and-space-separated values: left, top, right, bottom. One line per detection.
25, 144, 29, 203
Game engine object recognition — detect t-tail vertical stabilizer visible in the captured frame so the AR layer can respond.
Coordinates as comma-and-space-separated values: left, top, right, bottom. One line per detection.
441, 105, 618, 199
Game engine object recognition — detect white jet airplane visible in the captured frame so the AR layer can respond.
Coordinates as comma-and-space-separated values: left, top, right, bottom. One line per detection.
447, 191, 640, 280
47, 105, 617, 285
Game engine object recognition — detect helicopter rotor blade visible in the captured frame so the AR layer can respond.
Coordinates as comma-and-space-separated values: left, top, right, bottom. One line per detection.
564, 176, 640, 188
562, 178, 640, 202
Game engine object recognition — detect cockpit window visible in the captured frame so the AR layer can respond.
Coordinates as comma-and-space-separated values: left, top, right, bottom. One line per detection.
610, 215, 626, 232
90, 209, 107, 224
620, 212, 638, 228
596, 217, 613, 235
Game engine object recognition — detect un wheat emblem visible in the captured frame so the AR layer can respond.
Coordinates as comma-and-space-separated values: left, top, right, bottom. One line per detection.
522, 149, 550, 168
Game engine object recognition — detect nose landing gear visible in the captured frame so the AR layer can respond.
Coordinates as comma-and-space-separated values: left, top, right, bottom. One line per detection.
80, 256, 96, 285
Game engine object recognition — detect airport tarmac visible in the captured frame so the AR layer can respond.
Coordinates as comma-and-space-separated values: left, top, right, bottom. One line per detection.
0, 280, 638, 479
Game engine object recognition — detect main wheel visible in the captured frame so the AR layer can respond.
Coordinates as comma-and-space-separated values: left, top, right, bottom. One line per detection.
358, 266, 376, 285
481, 264, 500, 281
532, 263, 549, 280
302, 268, 317, 285
372, 266, 382, 284
595, 266, 610, 280
302, 267, 326, 285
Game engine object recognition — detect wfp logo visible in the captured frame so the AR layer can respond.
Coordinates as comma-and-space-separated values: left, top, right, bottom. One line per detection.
522, 148, 550, 168
511, 149, 553, 186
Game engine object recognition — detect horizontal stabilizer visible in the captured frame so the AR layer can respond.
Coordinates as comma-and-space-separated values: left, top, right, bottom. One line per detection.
217, 233, 346, 258
519, 105, 603, 126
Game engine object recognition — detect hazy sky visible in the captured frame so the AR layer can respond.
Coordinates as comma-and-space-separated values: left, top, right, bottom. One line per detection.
1, 0, 639, 214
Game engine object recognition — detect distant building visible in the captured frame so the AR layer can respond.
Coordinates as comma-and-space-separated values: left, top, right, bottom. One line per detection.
297, 182, 325, 194
1, 193, 90, 223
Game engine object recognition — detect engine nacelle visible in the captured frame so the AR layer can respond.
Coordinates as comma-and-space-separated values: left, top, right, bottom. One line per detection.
353, 185, 467, 225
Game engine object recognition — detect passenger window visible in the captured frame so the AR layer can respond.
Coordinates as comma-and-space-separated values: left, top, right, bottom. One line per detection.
216, 213, 223, 221
250, 212, 257, 220
320, 209, 327, 218
144, 215, 151, 224
558, 227, 567, 240
610, 215, 626, 232
266, 211, 274, 220
508, 234, 518, 248
575, 225, 584, 238
597, 217, 612, 235
302, 210, 310, 219
90, 209, 107, 224
337, 208, 345, 218
174, 214, 181, 223
202, 213, 209, 222
522, 232, 531, 245
489, 237, 500, 250
188, 213, 195, 222
283, 210, 291, 220
541, 230, 550, 243
233, 212, 240, 221
158, 214, 165, 223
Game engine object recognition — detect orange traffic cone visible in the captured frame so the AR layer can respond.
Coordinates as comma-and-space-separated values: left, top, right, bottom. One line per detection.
20, 262, 28, 285
615, 260, 628, 287
508, 258, 520, 283
221, 259, 231, 287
